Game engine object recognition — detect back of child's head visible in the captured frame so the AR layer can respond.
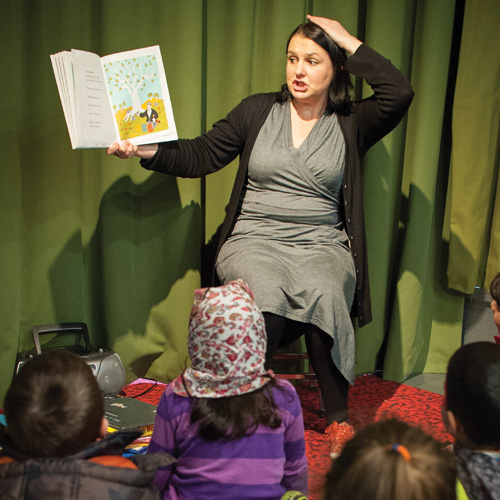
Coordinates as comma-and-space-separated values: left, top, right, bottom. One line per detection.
173, 279, 270, 398
446, 341, 500, 448
321, 419, 456, 500
3, 349, 104, 457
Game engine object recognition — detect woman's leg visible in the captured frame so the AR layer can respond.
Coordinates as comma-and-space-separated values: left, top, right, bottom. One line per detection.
263, 312, 287, 365
264, 314, 349, 425
263, 312, 304, 366
304, 325, 350, 425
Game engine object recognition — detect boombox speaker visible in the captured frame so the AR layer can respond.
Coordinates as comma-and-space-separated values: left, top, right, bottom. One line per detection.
16, 322, 126, 396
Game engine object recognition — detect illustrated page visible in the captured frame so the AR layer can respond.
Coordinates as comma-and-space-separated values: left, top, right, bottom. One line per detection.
101, 46, 177, 145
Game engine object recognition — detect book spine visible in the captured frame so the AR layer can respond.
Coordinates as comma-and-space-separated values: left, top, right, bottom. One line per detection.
108, 423, 155, 434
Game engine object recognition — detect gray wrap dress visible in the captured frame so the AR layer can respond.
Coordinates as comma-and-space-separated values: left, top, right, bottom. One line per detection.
216, 102, 356, 383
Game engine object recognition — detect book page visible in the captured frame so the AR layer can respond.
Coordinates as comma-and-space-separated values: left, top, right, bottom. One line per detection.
101, 46, 177, 145
72, 49, 119, 148
50, 52, 77, 148
62, 52, 78, 140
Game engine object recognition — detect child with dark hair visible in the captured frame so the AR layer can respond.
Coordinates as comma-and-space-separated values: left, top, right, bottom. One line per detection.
443, 341, 500, 500
148, 279, 308, 499
321, 418, 457, 500
0, 349, 174, 499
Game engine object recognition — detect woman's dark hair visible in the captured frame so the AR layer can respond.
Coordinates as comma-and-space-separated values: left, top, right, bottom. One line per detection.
4, 350, 104, 457
446, 341, 500, 448
190, 378, 282, 440
322, 419, 456, 500
490, 272, 500, 304
278, 22, 353, 115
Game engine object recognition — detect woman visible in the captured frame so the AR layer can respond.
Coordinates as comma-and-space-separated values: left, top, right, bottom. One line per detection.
108, 16, 414, 442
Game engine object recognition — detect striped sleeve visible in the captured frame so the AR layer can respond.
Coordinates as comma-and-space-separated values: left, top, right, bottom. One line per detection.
275, 380, 308, 495
147, 384, 190, 492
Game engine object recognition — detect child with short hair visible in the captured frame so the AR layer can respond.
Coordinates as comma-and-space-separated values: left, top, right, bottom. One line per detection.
148, 279, 308, 499
0, 349, 174, 499
444, 341, 500, 499
321, 418, 457, 500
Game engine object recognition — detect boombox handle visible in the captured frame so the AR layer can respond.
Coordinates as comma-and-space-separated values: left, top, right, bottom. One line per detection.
31, 322, 96, 355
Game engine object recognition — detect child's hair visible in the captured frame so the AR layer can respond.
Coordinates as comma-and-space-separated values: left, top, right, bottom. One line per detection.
446, 341, 500, 448
3, 349, 104, 458
321, 419, 456, 500
490, 272, 500, 304
190, 378, 282, 440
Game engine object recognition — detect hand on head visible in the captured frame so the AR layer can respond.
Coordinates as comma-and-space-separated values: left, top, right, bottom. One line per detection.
306, 15, 362, 55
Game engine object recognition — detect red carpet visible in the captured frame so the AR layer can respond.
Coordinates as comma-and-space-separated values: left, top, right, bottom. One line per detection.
123, 375, 452, 500
295, 375, 453, 500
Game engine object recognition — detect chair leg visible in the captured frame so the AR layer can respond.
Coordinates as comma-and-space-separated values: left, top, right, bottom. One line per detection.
271, 350, 325, 418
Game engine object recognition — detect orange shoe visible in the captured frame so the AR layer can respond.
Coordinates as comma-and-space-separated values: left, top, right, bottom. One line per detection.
324, 421, 339, 441
327, 422, 354, 459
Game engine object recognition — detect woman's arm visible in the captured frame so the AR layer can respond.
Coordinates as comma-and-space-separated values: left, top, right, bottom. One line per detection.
346, 43, 414, 152
106, 95, 262, 178
308, 15, 414, 151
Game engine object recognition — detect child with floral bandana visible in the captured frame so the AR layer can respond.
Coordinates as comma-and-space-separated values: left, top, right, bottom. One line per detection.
147, 279, 308, 500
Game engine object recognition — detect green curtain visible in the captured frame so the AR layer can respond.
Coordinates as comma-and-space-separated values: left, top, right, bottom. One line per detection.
2, 0, 496, 403
444, 0, 500, 293
379, 0, 465, 380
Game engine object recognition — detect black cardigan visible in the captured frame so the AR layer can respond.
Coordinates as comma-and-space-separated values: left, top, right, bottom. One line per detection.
141, 44, 414, 327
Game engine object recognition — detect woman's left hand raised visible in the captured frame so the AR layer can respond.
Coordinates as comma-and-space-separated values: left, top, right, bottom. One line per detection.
307, 15, 362, 55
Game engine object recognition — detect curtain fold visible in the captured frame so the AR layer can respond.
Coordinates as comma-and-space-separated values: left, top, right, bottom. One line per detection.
379, 0, 466, 380
1, 0, 496, 403
445, 0, 500, 293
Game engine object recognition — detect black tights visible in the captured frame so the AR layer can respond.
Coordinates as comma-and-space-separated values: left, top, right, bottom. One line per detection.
264, 312, 349, 425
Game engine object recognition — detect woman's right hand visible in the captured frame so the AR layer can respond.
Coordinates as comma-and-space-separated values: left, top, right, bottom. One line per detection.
106, 141, 159, 160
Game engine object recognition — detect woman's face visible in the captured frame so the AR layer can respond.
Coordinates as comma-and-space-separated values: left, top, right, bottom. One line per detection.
286, 34, 334, 108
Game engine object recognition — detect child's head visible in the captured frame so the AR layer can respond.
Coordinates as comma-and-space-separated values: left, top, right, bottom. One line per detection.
445, 341, 500, 449
170, 279, 280, 440
490, 272, 500, 333
3, 349, 106, 458
321, 419, 456, 500
172, 278, 270, 398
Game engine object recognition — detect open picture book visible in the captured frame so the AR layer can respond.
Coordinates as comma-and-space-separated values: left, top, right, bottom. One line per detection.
104, 396, 157, 434
50, 45, 177, 149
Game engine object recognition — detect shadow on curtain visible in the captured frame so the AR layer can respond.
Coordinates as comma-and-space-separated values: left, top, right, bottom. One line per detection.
48, 174, 201, 382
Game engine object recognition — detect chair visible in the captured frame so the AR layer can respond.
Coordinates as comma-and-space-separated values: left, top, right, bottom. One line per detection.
271, 346, 325, 417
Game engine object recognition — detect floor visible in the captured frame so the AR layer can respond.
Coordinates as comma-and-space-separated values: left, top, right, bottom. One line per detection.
402, 372, 446, 395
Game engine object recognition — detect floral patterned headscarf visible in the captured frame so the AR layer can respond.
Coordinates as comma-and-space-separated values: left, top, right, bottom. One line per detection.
172, 279, 271, 398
